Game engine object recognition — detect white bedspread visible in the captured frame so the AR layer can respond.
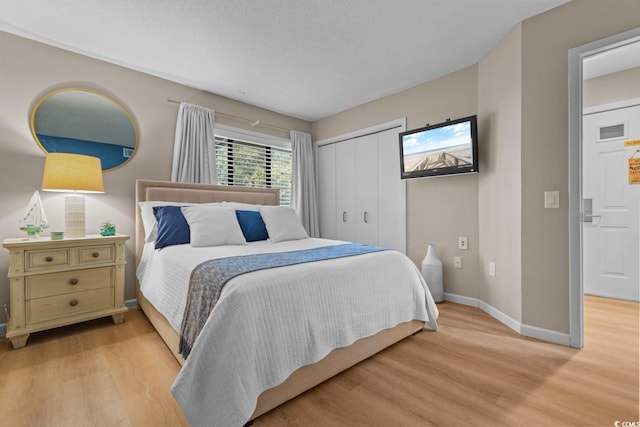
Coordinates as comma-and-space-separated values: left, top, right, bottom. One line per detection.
137, 238, 438, 426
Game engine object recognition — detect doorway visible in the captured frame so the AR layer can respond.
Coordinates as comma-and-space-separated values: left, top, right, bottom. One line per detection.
582, 102, 640, 301
569, 28, 640, 348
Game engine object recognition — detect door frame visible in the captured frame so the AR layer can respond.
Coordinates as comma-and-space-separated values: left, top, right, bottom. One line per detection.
568, 27, 640, 348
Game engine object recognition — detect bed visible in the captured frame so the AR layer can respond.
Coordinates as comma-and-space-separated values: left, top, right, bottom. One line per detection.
135, 179, 438, 426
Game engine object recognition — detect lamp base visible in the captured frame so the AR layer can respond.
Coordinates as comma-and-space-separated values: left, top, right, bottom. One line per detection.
65, 194, 85, 238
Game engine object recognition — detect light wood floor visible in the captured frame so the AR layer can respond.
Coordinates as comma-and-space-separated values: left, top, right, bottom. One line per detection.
0, 296, 637, 426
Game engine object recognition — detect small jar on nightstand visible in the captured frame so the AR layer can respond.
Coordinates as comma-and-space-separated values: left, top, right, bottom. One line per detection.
2, 234, 129, 349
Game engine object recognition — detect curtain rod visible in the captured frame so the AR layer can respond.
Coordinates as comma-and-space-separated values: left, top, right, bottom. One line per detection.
167, 98, 294, 134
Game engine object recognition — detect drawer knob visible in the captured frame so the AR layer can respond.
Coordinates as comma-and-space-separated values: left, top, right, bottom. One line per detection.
69, 278, 79, 285
45, 256, 53, 262
69, 299, 79, 307
92, 252, 100, 258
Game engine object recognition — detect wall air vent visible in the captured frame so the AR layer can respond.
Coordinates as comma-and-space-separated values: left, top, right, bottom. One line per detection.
598, 122, 626, 141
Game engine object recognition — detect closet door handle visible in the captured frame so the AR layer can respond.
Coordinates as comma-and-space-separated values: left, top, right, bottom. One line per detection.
363, 211, 369, 223
342, 212, 347, 222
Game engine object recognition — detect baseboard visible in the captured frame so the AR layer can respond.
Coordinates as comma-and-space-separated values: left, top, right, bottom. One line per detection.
520, 324, 571, 346
444, 293, 571, 346
2, 297, 571, 346
443, 293, 479, 307
477, 299, 521, 333
125, 299, 138, 309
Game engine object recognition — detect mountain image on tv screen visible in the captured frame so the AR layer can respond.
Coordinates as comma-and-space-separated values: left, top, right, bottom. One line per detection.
402, 121, 473, 172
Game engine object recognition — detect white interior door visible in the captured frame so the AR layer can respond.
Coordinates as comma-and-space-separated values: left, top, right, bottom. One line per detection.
583, 104, 640, 302
354, 134, 379, 245
317, 144, 337, 239
335, 139, 356, 242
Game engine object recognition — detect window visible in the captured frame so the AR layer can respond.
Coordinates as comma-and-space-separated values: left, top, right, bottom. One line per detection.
215, 136, 292, 206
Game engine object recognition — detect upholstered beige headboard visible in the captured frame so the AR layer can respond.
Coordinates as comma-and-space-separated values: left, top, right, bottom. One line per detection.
135, 179, 279, 263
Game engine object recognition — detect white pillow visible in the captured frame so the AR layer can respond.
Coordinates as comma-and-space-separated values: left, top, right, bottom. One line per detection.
220, 201, 261, 211
181, 205, 246, 247
259, 206, 308, 243
139, 201, 196, 242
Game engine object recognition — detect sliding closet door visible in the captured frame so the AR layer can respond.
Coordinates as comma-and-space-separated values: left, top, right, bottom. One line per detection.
377, 128, 406, 252
354, 134, 379, 245
335, 139, 356, 242
317, 143, 337, 239
316, 119, 406, 251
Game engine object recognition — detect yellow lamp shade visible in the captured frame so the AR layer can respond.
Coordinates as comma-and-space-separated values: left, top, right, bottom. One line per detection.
42, 153, 104, 193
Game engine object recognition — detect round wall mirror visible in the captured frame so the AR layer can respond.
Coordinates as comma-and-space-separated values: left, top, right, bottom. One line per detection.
30, 88, 138, 171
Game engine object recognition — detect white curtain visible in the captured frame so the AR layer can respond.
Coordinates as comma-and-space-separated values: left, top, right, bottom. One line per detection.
171, 103, 217, 184
291, 130, 320, 237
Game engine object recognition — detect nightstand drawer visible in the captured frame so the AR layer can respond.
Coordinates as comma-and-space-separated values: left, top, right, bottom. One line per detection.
26, 267, 113, 299
27, 287, 114, 324
25, 249, 70, 271
77, 245, 114, 265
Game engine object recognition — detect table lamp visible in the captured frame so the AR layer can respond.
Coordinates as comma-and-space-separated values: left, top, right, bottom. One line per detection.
41, 153, 104, 238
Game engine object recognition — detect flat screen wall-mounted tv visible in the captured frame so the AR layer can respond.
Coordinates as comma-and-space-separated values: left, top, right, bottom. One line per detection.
399, 115, 478, 179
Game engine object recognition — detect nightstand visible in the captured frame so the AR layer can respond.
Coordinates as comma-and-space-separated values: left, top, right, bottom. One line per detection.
2, 234, 129, 348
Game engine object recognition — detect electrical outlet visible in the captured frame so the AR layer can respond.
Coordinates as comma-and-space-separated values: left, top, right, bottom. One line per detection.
489, 262, 496, 276
453, 256, 462, 268
458, 236, 468, 250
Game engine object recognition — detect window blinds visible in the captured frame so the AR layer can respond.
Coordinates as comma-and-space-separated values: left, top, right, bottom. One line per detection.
215, 137, 292, 206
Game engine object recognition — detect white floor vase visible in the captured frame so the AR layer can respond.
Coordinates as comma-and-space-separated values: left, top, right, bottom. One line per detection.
422, 244, 444, 303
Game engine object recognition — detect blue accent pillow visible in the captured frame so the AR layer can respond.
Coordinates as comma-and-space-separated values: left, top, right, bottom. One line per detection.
235, 210, 269, 242
153, 206, 191, 249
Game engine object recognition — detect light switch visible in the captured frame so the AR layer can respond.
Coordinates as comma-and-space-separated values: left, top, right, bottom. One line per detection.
544, 191, 559, 209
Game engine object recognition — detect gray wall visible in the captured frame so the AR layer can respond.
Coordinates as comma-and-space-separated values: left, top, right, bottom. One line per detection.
0, 31, 311, 322
519, 0, 639, 333
314, 0, 640, 336
313, 66, 481, 299
584, 66, 640, 107
2, 0, 639, 337
477, 24, 523, 322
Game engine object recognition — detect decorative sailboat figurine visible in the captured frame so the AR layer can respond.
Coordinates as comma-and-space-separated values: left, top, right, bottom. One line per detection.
19, 190, 49, 239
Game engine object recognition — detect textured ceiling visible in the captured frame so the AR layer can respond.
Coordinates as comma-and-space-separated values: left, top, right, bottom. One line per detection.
0, 0, 570, 121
